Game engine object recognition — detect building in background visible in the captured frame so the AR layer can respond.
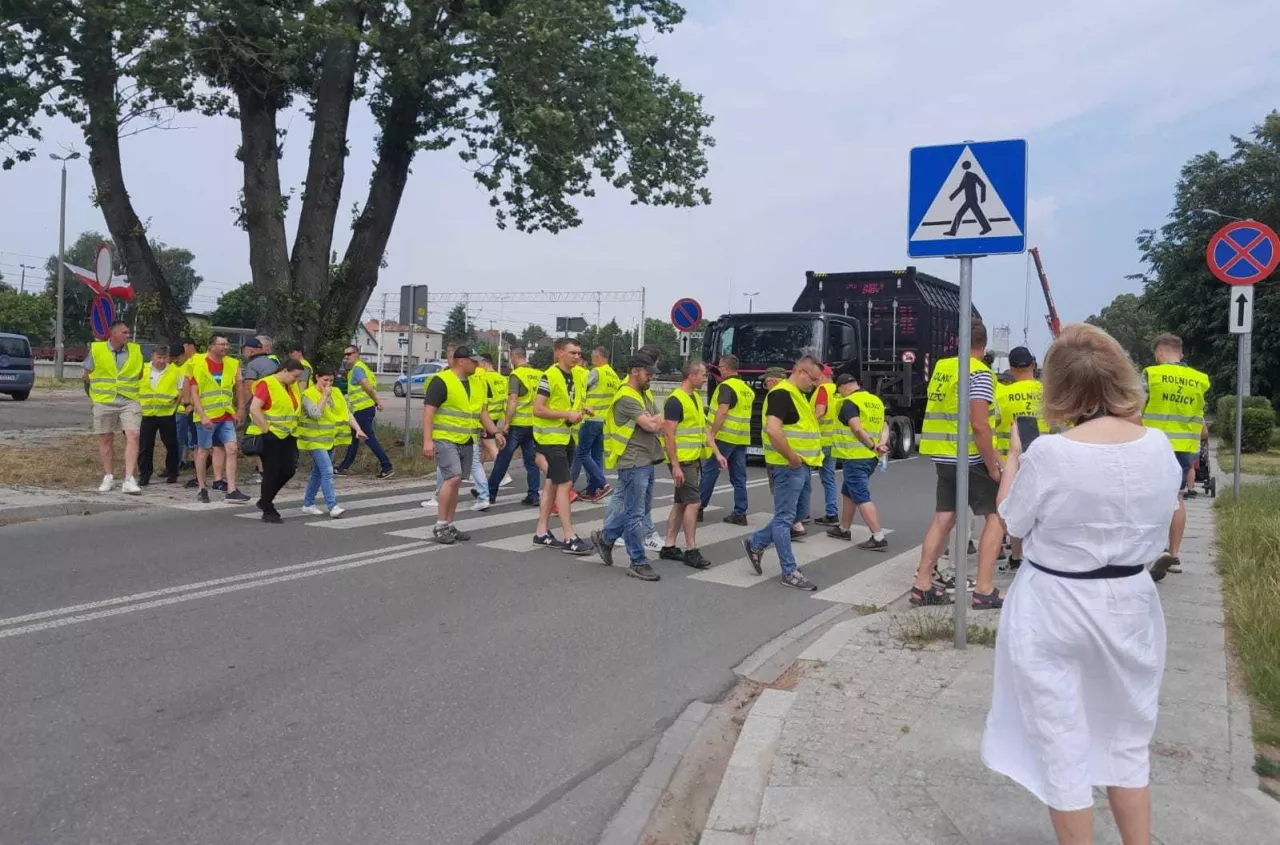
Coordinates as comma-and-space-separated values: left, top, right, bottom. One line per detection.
362, 320, 444, 372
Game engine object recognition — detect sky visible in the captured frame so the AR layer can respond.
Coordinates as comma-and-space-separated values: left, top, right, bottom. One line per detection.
2, 0, 1279, 358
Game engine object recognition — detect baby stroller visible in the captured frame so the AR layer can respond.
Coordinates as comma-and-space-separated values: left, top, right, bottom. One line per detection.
1191, 437, 1216, 498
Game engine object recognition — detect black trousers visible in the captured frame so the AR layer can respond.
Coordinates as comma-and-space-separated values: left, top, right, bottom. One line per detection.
258, 434, 299, 515
139, 414, 179, 482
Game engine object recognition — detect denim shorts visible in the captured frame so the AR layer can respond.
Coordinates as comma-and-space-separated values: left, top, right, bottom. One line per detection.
841, 458, 879, 505
196, 419, 237, 450
1175, 450, 1196, 492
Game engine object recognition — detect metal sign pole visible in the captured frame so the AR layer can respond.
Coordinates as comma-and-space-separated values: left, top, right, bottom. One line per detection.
403, 327, 415, 459
1234, 332, 1245, 498
953, 256, 974, 649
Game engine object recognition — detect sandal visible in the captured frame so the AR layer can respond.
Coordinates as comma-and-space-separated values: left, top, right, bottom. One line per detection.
972, 588, 1004, 610
909, 586, 952, 606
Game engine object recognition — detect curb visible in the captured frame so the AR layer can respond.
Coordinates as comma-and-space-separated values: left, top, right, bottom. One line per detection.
732, 604, 846, 682
597, 700, 715, 845
700, 688, 797, 844
0, 500, 139, 523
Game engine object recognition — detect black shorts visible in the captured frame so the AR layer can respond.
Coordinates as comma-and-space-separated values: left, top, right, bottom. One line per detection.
537, 443, 574, 486
934, 462, 999, 515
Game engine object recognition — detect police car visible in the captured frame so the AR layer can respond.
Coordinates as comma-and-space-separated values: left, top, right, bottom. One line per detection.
392, 360, 448, 398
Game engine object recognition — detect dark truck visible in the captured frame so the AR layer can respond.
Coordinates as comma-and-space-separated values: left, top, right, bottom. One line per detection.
700, 267, 982, 460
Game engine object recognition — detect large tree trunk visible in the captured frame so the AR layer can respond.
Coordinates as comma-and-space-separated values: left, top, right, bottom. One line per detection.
291, 3, 368, 345
78, 14, 186, 342
236, 88, 293, 336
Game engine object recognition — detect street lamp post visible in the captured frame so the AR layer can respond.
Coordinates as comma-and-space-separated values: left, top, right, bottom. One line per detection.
50, 151, 81, 380
743, 291, 760, 313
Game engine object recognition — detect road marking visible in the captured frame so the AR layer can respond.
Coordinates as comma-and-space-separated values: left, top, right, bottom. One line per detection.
812, 545, 922, 607
234, 492, 433, 520
687, 526, 895, 588
382, 499, 610, 539
476, 505, 725, 552
0, 541, 430, 633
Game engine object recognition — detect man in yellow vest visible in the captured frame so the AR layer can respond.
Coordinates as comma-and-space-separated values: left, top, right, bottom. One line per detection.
532, 337, 593, 554
336, 345, 394, 479
742, 355, 824, 591
488, 346, 543, 506
422, 345, 504, 544
911, 321, 1004, 610
699, 354, 754, 525
247, 360, 307, 522
659, 360, 726, 569
137, 343, 183, 486
82, 320, 145, 494
590, 353, 667, 580
286, 346, 314, 389
993, 346, 1047, 570
826, 374, 890, 550
187, 334, 251, 504
1143, 333, 1210, 580
573, 346, 618, 501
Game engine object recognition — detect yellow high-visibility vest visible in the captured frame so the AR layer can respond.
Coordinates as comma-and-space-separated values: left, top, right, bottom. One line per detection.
139, 363, 182, 417
810, 383, 840, 448
712, 376, 755, 446
485, 371, 508, 421
533, 365, 584, 446
603, 385, 660, 470
830, 390, 886, 460
670, 387, 712, 463
1142, 363, 1209, 454
87, 341, 143, 404
761, 380, 823, 467
509, 366, 541, 428
246, 375, 301, 438
587, 365, 621, 413
331, 388, 354, 447
431, 369, 484, 445
297, 386, 337, 451
189, 355, 240, 420
994, 379, 1047, 458
919, 356, 993, 458
347, 360, 376, 412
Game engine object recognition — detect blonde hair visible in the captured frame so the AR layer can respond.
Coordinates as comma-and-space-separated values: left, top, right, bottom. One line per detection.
1041, 323, 1145, 427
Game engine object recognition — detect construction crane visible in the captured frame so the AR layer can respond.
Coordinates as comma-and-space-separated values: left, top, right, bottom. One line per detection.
1029, 246, 1062, 339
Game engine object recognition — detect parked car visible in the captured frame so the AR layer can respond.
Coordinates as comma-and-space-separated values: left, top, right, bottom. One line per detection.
392, 360, 448, 397
0, 332, 35, 401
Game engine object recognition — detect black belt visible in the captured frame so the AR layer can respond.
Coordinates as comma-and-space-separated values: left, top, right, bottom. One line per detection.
1028, 560, 1145, 580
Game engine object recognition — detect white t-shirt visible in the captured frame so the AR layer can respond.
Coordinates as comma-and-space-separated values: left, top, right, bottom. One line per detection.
997, 429, 1182, 573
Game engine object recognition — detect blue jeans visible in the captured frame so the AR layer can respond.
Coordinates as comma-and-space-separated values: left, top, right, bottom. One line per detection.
603, 465, 654, 565
750, 465, 809, 576
471, 438, 490, 500
700, 441, 748, 515
338, 407, 392, 471
605, 467, 655, 535
819, 447, 838, 518
489, 425, 540, 500
571, 420, 608, 493
175, 412, 196, 461
304, 448, 338, 509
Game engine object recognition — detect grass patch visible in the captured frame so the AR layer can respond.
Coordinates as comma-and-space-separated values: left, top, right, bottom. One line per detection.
1218, 447, 1280, 477
1215, 484, 1280, 747
893, 611, 997, 648
32, 375, 79, 390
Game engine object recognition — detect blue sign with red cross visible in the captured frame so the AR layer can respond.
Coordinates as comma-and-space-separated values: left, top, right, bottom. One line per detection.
1206, 220, 1280, 285
670, 297, 703, 332
89, 294, 115, 340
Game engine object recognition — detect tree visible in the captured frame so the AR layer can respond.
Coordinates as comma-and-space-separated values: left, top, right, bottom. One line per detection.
641, 318, 680, 372
1134, 110, 1280, 401
442, 304, 470, 347
578, 318, 634, 366
209, 283, 258, 328
530, 345, 553, 370
520, 323, 550, 350
2, 1, 714, 367
0, 288, 56, 342
1085, 293, 1158, 368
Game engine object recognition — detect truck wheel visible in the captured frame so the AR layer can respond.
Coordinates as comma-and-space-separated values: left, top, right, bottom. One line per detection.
890, 416, 915, 459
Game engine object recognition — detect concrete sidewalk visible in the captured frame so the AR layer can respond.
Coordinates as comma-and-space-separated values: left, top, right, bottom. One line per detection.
701, 492, 1280, 844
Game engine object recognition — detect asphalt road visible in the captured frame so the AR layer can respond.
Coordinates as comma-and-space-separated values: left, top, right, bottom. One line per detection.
0, 456, 939, 844
0, 389, 90, 433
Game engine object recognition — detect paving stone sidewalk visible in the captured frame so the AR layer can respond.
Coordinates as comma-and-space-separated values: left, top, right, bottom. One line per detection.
702, 492, 1280, 844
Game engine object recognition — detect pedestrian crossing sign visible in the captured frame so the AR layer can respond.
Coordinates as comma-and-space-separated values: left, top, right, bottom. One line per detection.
907, 139, 1028, 258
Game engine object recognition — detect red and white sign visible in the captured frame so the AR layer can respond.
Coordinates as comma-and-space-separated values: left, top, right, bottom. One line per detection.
63, 242, 134, 301
901, 351, 917, 364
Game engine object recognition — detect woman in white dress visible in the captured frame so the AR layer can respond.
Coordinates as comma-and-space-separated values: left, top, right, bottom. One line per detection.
982, 324, 1182, 845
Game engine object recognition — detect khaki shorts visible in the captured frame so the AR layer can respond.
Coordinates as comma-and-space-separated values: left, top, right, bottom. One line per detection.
675, 461, 701, 505
93, 401, 142, 434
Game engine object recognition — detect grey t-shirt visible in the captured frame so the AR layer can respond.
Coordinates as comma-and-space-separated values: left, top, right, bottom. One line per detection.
243, 353, 279, 382
613, 393, 664, 470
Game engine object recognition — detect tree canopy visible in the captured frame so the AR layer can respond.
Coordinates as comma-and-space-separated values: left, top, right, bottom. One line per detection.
1085, 293, 1158, 368
208, 283, 258, 328
0, 288, 55, 342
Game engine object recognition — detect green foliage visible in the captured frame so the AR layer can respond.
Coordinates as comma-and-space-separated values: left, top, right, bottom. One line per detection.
520, 324, 550, 350
443, 304, 470, 347
578, 319, 634, 365
1215, 395, 1274, 439
0, 287, 55, 342
1242, 407, 1276, 453
641, 318, 680, 373
530, 345, 553, 370
209, 284, 259, 328
1135, 111, 1280, 400
1085, 293, 1158, 367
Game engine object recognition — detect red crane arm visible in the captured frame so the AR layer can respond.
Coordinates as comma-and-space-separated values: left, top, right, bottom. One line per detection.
1030, 246, 1062, 338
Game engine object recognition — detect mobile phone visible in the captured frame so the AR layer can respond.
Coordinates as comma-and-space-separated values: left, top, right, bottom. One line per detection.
1015, 416, 1041, 450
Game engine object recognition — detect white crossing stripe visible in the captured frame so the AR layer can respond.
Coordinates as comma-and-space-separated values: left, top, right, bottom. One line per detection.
813, 545, 922, 607
235, 492, 431, 520
477, 505, 725, 553
383, 499, 607, 540
310, 497, 603, 531
687, 526, 895, 587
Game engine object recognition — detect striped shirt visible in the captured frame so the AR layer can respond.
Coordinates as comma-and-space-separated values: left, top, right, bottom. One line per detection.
932, 370, 996, 466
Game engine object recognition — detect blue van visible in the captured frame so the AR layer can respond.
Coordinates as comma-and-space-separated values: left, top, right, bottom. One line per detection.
0, 332, 34, 401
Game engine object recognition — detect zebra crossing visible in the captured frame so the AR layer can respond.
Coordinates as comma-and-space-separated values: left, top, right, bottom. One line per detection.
223, 473, 903, 598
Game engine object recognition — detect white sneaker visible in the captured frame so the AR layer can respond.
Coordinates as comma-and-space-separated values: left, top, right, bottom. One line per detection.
500, 474, 514, 487
421, 497, 438, 508
121, 478, 141, 495
329, 505, 346, 519
644, 533, 664, 552
300, 505, 324, 516
471, 499, 490, 512
614, 536, 625, 547
97, 474, 114, 493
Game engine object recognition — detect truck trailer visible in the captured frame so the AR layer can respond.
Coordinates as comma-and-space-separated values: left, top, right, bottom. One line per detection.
700, 267, 982, 459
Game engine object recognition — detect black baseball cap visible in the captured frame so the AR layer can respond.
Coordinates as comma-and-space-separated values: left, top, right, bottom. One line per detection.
452, 345, 485, 362
627, 354, 656, 373
179, 336, 196, 347
836, 373, 859, 386
1008, 346, 1036, 368
243, 337, 263, 350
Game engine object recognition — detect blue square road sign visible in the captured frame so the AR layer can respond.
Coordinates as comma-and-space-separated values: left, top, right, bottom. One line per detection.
908, 139, 1028, 258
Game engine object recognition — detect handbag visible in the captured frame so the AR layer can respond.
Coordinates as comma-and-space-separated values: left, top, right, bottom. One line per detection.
241, 433, 265, 456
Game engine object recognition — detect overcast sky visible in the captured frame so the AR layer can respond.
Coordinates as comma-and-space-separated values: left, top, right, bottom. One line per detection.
2, 0, 1278, 356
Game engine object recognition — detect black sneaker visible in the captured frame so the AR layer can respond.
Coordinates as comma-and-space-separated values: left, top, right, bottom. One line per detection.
261, 512, 283, 524
334, 467, 350, 476
659, 545, 686, 562
165, 475, 179, 484
448, 524, 471, 542
781, 571, 817, 591
197, 488, 210, 504
563, 536, 592, 556
433, 524, 456, 545
627, 564, 661, 582
1150, 552, 1176, 582
743, 538, 764, 575
592, 530, 615, 566
212, 480, 228, 492
225, 490, 250, 502
377, 468, 396, 480
1167, 557, 1183, 574
813, 515, 840, 526
826, 527, 852, 541
521, 496, 540, 507
682, 548, 711, 570
1007, 558, 1023, 571
470, 488, 480, 499
138, 476, 151, 487
722, 513, 748, 526
533, 532, 563, 549
185, 477, 200, 489
696, 509, 705, 523
857, 536, 889, 552
790, 528, 806, 541
967, 540, 977, 555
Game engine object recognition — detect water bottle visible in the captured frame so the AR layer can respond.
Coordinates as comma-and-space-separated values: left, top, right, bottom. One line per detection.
880, 453, 889, 474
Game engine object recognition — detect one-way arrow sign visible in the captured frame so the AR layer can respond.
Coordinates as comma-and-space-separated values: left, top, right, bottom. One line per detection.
1230, 285, 1254, 334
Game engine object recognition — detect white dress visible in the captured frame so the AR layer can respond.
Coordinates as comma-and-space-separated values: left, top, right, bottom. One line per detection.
981, 429, 1182, 811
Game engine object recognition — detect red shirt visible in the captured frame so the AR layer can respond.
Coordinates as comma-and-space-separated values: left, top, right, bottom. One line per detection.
203, 357, 234, 423
254, 380, 299, 412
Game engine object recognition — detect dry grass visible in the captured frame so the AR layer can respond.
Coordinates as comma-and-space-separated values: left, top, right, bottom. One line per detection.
1218, 448, 1280, 477
893, 610, 998, 649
